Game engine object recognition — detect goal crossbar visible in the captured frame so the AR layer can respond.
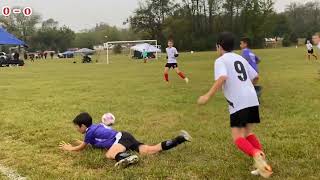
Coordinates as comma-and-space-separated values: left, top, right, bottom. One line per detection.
104, 40, 158, 64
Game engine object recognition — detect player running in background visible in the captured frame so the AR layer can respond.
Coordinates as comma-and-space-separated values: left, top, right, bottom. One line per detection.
240, 37, 262, 97
59, 112, 192, 168
164, 39, 189, 84
198, 32, 273, 178
306, 40, 317, 60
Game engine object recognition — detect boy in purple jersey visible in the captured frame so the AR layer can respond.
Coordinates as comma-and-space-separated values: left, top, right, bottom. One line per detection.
59, 112, 192, 168
240, 37, 262, 97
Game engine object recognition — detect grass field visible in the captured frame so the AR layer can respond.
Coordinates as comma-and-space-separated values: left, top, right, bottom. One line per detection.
0, 47, 319, 180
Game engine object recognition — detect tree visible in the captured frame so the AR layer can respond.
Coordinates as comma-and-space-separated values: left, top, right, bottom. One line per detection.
42, 18, 58, 29
129, 0, 177, 43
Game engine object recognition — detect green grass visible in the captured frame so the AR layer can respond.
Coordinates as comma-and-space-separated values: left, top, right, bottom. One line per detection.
0, 47, 319, 179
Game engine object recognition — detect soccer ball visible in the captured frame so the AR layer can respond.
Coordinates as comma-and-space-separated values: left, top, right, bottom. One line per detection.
102, 113, 115, 126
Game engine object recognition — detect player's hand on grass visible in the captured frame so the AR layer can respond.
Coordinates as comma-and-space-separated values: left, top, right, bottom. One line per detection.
59, 141, 73, 151
73, 139, 83, 145
197, 95, 210, 105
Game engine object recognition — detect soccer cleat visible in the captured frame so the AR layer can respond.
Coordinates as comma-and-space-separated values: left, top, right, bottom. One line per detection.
250, 169, 260, 176
184, 77, 189, 84
114, 154, 139, 169
253, 153, 273, 178
180, 130, 192, 142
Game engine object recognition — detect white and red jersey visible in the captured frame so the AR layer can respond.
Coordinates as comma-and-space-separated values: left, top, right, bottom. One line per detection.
166, 47, 178, 63
214, 52, 259, 114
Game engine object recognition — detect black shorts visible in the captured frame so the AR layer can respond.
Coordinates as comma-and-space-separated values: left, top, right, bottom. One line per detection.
230, 106, 260, 128
118, 131, 143, 152
165, 63, 178, 69
308, 49, 314, 54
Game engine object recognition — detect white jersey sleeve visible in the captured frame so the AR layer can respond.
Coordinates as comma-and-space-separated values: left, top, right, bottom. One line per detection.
175, 48, 178, 55
246, 61, 258, 80
214, 60, 228, 80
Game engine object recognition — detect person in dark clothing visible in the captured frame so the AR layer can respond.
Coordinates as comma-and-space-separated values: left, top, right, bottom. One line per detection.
13, 51, 20, 60
50, 52, 54, 59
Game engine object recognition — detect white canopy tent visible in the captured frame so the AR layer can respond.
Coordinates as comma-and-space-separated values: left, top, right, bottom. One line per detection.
75, 48, 95, 54
130, 43, 161, 53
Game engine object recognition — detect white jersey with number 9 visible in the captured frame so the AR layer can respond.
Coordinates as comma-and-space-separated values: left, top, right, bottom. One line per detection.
214, 52, 259, 114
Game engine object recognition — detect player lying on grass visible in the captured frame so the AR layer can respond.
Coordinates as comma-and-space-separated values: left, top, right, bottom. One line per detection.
198, 32, 273, 178
240, 37, 262, 97
59, 112, 192, 168
164, 39, 189, 84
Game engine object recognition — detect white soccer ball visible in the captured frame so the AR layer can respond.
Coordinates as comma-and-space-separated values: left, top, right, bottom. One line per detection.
102, 113, 115, 126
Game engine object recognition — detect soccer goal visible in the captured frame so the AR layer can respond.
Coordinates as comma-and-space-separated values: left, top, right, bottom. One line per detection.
103, 40, 159, 64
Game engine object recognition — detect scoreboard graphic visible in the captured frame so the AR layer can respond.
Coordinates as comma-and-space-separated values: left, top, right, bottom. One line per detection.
1, 6, 32, 17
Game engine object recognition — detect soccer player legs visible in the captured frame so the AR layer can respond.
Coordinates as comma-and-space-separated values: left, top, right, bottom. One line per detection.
106, 130, 192, 168
198, 32, 272, 178
306, 40, 317, 60
164, 39, 189, 83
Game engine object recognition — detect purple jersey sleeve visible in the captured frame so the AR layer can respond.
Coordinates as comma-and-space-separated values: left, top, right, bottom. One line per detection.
241, 48, 259, 73
84, 128, 94, 145
242, 49, 251, 62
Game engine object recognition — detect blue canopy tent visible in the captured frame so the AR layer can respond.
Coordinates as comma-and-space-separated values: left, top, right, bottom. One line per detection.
0, 27, 26, 46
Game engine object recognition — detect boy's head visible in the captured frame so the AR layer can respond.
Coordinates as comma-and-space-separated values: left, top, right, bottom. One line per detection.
168, 39, 174, 47
73, 112, 93, 134
240, 37, 251, 49
216, 32, 235, 56
312, 32, 320, 45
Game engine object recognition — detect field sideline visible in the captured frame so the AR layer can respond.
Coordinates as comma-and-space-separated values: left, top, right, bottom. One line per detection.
0, 47, 319, 179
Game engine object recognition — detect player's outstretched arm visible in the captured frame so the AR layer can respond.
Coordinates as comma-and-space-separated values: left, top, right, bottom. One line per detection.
198, 76, 227, 105
59, 141, 87, 152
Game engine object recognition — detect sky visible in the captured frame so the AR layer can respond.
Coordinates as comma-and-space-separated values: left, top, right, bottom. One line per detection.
0, 0, 315, 32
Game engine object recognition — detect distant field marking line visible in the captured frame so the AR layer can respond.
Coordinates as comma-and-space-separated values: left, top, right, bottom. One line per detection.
0, 164, 26, 180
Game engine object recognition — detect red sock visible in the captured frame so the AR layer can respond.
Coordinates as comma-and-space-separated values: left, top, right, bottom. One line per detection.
164, 73, 169, 82
246, 134, 262, 150
235, 137, 260, 157
178, 72, 186, 79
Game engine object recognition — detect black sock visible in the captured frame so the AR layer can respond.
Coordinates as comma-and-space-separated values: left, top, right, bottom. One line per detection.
161, 136, 186, 151
115, 151, 131, 162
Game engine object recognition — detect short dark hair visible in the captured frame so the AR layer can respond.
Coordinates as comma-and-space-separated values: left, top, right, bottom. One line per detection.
217, 32, 235, 52
73, 112, 92, 127
168, 39, 174, 43
241, 37, 251, 47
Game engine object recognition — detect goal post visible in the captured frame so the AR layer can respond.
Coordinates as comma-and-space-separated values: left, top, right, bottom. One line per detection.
103, 40, 159, 64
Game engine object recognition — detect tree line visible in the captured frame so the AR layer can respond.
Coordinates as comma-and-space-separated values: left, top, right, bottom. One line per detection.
129, 0, 320, 50
0, 1, 319, 52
